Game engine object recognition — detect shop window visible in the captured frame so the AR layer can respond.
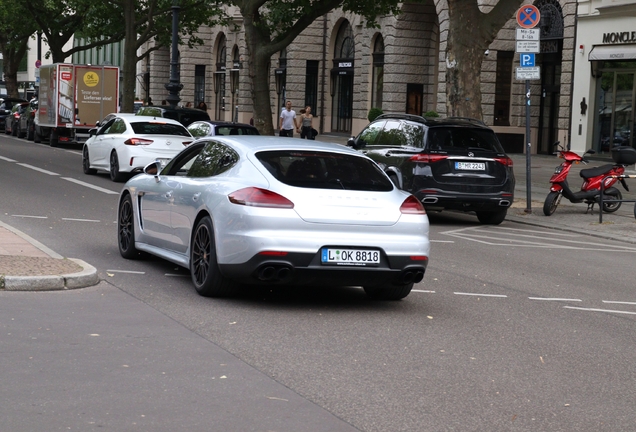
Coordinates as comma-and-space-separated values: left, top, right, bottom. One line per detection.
372, 36, 384, 110
304, 61, 319, 114
195, 65, 205, 106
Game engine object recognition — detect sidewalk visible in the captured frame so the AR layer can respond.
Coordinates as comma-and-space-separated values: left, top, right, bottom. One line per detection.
1, 137, 635, 291
0, 220, 98, 290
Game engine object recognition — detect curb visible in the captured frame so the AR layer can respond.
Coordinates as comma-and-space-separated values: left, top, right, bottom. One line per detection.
1, 258, 99, 291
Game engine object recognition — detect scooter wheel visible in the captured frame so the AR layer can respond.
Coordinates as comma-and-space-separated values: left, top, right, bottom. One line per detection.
543, 191, 561, 216
602, 189, 622, 213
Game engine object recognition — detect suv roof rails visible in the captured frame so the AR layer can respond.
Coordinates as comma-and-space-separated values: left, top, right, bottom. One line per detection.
446, 116, 486, 126
375, 113, 429, 123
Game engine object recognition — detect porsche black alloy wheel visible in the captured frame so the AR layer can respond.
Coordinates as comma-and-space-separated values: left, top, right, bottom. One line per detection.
190, 216, 236, 297
118, 194, 139, 259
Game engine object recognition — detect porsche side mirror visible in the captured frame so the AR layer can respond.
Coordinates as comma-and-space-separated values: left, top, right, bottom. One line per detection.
144, 161, 161, 179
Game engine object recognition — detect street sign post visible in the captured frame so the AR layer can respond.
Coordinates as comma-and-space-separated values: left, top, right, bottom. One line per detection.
515, 5, 540, 214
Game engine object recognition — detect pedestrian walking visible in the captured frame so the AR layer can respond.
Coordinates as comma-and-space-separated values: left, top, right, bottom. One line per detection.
298, 106, 315, 140
197, 101, 208, 111
279, 101, 298, 137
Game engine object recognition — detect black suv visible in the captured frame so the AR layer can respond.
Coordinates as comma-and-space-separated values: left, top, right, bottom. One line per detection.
348, 114, 515, 224
136, 105, 210, 127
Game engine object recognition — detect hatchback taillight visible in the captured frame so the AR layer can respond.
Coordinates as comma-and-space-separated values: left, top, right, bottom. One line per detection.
400, 195, 426, 214
228, 187, 294, 209
409, 153, 448, 163
124, 138, 154, 146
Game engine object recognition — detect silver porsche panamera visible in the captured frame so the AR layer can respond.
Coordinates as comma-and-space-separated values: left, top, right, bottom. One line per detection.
117, 136, 430, 300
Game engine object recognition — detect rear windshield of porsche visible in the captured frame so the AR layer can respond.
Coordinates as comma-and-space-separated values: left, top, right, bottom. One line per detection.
256, 150, 393, 192
130, 122, 191, 136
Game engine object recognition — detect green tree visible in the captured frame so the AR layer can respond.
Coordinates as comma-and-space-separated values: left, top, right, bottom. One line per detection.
0, 3, 38, 97
232, 0, 401, 135
79, 0, 225, 112
442, 0, 525, 119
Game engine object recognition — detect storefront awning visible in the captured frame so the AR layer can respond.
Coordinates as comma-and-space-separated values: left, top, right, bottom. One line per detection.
589, 45, 636, 61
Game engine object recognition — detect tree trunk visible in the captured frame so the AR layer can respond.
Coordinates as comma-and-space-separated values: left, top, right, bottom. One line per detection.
445, 1, 486, 119
243, 17, 276, 136
121, 0, 138, 113
0, 41, 28, 98
444, 0, 525, 120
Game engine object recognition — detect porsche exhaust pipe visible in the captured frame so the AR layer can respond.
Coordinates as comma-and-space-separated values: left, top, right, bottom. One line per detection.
258, 266, 276, 281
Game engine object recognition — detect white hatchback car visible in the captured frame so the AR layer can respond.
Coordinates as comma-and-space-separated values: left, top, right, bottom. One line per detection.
82, 114, 193, 182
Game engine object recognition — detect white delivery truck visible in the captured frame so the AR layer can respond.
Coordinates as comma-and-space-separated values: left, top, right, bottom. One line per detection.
35, 64, 119, 147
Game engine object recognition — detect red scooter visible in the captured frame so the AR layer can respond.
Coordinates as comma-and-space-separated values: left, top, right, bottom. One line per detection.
543, 143, 636, 216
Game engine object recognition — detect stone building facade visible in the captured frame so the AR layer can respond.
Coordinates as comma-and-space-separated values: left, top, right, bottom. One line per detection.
140, 0, 575, 154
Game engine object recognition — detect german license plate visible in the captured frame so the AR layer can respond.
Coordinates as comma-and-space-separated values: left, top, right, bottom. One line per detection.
321, 248, 380, 266
455, 162, 485, 170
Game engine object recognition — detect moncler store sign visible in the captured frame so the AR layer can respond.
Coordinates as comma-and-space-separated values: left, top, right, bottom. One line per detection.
602, 31, 636, 44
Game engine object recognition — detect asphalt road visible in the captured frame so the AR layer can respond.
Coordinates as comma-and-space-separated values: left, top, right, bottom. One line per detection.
2, 134, 636, 431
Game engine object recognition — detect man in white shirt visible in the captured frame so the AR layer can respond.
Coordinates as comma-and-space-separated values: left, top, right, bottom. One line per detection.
279, 100, 298, 137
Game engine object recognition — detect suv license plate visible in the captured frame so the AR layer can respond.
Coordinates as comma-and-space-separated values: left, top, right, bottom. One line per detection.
321, 248, 380, 266
455, 162, 485, 171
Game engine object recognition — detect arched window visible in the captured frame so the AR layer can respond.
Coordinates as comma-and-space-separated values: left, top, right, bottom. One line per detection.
371, 35, 384, 110
331, 21, 355, 133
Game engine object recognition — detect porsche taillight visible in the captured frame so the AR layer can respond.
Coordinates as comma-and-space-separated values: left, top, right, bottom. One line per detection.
400, 195, 426, 214
228, 187, 294, 209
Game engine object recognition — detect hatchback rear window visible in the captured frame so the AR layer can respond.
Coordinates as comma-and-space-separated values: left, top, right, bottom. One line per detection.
427, 127, 504, 152
256, 151, 393, 191
130, 122, 190, 136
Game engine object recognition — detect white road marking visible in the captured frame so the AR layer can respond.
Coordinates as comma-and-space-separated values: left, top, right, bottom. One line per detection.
16, 163, 59, 176
66, 150, 82, 155
61, 177, 119, 194
430, 240, 454, 243
564, 306, 636, 316
529, 297, 582, 302
11, 215, 48, 219
0, 156, 17, 162
106, 269, 146, 274
454, 292, 507, 298
62, 218, 101, 222
602, 300, 636, 305
412, 290, 436, 293
440, 226, 636, 252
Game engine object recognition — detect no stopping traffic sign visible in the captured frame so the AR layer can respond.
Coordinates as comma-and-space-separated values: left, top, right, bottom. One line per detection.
516, 5, 541, 29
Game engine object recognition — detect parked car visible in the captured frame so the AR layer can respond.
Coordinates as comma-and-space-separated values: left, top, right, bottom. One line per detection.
117, 136, 430, 300
82, 114, 193, 182
187, 120, 259, 138
347, 114, 515, 225
18, 99, 38, 140
136, 105, 210, 127
0, 97, 27, 131
4, 102, 29, 136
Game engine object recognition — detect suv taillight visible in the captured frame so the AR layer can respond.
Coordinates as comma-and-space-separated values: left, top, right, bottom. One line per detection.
409, 153, 448, 163
494, 156, 513, 166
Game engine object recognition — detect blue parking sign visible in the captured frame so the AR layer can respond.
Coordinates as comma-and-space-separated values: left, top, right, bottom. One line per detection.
521, 53, 535, 67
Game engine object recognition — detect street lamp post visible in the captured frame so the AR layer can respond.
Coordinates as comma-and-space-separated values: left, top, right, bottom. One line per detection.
164, 0, 183, 107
